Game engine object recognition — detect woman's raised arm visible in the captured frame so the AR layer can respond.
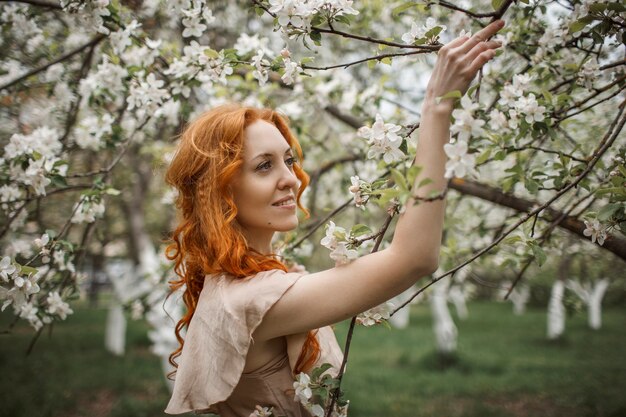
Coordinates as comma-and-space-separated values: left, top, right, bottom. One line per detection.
254, 20, 505, 341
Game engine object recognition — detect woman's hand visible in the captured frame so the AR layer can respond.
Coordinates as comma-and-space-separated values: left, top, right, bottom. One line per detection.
425, 19, 505, 114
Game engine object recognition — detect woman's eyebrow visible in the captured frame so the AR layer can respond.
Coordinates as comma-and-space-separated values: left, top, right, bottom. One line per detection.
251, 148, 293, 161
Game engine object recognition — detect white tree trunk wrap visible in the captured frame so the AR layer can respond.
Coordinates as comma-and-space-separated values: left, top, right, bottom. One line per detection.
431, 280, 457, 354
447, 286, 469, 320
547, 280, 565, 340
510, 286, 530, 316
105, 301, 126, 356
567, 278, 610, 330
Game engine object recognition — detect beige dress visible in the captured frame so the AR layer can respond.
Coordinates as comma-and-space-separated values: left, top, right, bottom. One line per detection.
165, 269, 344, 416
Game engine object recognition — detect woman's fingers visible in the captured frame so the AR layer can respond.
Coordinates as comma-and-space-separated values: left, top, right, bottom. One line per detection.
441, 34, 470, 52
455, 20, 505, 55
464, 39, 502, 65
466, 48, 497, 76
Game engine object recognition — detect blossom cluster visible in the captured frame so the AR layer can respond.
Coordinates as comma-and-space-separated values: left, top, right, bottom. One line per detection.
496, 74, 546, 129
583, 219, 608, 246
357, 114, 405, 164
165, 42, 234, 91
3, 127, 68, 197
444, 95, 481, 179
269, 0, 358, 33
320, 221, 358, 266
356, 301, 394, 326
402, 17, 447, 44
181, 1, 215, 38
292, 369, 349, 417
71, 197, 106, 224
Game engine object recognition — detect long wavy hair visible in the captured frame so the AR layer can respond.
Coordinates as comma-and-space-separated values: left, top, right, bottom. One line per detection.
165, 104, 319, 378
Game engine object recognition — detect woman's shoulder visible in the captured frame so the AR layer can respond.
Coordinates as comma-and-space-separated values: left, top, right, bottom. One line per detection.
197, 268, 306, 316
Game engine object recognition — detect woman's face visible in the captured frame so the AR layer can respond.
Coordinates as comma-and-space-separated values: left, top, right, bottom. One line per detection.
231, 119, 300, 251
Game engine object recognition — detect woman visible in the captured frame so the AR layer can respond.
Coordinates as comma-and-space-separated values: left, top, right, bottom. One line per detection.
164, 20, 505, 416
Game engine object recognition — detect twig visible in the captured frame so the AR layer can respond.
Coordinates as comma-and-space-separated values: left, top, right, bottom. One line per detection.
325, 214, 394, 416
0, 0, 62, 9
302, 50, 431, 71
0, 35, 106, 91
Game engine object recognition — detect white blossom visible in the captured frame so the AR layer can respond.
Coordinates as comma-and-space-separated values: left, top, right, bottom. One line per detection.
127, 72, 170, 118
450, 95, 485, 142
249, 405, 274, 417
234, 33, 270, 56
71, 198, 105, 224
34, 233, 50, 249
357, 301, 394, 326
488, 109, 508, 131
583, 219, 607, 246
74, 113, 114, 150
578, 58, 601, 90
330, 242, 359, 266
1, 271, 41, 312
53, 249, 75, 273
46, 291, 73, 320
401, 17, 446, 44
19, 302, 43, 331
0, 257, 16, 282
515, 93, 546, 124
4, 126, 62, 160
251, 50, 270, 86
293, 372, 313, 403
320, 221, 344, 250
281, 57, 301, 85
444, 140, 476, 179
348, 175, 366, 209
357, 114, 405, 163
0, 185, 22, 207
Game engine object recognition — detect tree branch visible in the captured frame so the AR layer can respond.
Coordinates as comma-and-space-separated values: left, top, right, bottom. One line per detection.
0, 34, 106, 92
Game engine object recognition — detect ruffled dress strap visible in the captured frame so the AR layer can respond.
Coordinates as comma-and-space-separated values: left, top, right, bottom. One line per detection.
165, 269, 305, 415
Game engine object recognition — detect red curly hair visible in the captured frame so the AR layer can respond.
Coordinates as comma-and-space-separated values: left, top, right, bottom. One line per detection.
165, 104, 319, 378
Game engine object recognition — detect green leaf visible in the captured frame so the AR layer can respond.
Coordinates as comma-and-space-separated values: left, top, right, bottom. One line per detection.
204, 48, 220, 59
19, 265, 39, 275
333, 14, 351, 25
418, 178, 433, 188
311, 363, 333, 380
350, 224, 372, 237
476, 149, 492, 165
380, 57, 392, 65
392, 2, 420, 16
530, 243, 547, 267
504, 235, 522, 245
569, 17, 594, 34
492, 0, 504, 10
435, 90, 462, 104
309, 30, 321, 43
598, 203, 622, 221
390, 168, 408, 191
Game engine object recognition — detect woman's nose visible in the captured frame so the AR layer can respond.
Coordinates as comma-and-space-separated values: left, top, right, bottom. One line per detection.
277, 163, 298, 190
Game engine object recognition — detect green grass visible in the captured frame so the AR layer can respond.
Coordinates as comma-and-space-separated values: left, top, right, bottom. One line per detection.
1, 301, 625, 417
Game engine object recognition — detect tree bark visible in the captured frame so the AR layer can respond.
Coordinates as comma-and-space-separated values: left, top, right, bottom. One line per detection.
449, 178, 626, 261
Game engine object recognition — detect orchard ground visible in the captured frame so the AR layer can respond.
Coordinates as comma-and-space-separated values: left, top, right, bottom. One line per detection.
1, 300, 625, 417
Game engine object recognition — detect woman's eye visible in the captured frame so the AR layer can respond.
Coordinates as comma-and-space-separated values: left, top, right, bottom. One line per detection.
285, 157, 297, 167
256, 161, 271, 171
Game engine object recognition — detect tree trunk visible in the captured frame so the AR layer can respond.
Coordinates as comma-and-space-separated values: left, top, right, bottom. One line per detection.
431, 281, 457, 354
547, 280, 565, 340
588, 278, 609, 330
447, 286, 469, 320
510, 286, 530, 316
389, 286, 417, 329
105, 301, 126, 356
